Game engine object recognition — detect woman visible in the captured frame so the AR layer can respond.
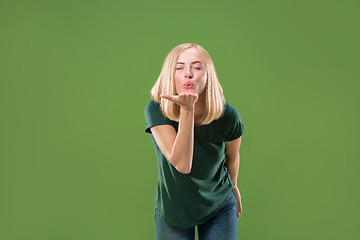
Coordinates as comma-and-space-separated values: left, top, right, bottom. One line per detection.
144, 43, 245, 240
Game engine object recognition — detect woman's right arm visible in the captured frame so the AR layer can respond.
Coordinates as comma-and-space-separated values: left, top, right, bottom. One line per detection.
149, 93, 197, 174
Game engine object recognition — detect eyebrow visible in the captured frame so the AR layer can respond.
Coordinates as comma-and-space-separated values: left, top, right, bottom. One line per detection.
176, 61, 203, 64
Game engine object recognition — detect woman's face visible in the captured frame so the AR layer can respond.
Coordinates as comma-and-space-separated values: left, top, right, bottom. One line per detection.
174, 47, 207, 96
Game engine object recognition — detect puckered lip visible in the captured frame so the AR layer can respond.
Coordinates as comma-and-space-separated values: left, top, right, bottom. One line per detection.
184, 81, 194, 87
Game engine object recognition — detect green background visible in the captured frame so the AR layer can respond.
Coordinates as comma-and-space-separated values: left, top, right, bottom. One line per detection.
1, 0, 359, 239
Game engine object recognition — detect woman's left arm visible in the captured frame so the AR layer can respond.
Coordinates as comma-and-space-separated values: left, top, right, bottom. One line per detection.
225, 136, 242, 220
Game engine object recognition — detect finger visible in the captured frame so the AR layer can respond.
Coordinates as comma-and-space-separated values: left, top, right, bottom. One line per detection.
160, 94, 177, 101
179, 92, 198, 98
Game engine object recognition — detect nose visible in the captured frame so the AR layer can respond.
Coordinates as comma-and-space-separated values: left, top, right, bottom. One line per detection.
185, 68, 193, 79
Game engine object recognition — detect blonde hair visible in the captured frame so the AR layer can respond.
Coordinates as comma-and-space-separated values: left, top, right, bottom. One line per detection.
151, 43, 225, 125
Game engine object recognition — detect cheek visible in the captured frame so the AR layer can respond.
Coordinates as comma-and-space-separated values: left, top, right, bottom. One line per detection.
194, 76, 206, 94
199, 74, 207, 87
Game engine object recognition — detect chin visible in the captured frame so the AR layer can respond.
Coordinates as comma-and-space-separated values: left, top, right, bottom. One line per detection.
182, 89, 196, 93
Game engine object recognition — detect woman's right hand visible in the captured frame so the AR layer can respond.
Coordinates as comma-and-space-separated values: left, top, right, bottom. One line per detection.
160, 93, 198, 110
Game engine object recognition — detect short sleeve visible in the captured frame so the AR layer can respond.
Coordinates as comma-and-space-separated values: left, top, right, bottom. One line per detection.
144, 100, 173, 134
223, 104, 245, 141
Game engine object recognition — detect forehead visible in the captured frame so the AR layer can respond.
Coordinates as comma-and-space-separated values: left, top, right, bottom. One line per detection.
177, 47, 204, 63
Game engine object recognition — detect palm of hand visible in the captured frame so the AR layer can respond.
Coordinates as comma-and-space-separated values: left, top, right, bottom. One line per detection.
160, 93, 198, 109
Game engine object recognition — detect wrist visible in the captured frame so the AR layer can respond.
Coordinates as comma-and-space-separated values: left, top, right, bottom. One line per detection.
180, 105, 194, 112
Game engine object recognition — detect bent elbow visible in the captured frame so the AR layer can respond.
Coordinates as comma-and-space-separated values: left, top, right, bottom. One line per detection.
174, 164, 192, 175
168, 156, 192, 174
177, 167, 191, 174
182, 168, 192, 174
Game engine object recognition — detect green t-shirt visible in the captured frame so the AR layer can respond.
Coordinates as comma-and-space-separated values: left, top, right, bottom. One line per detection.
144, 100, 245, 228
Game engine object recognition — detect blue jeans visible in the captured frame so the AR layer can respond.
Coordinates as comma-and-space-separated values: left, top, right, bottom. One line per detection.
154, 192, 238, 240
